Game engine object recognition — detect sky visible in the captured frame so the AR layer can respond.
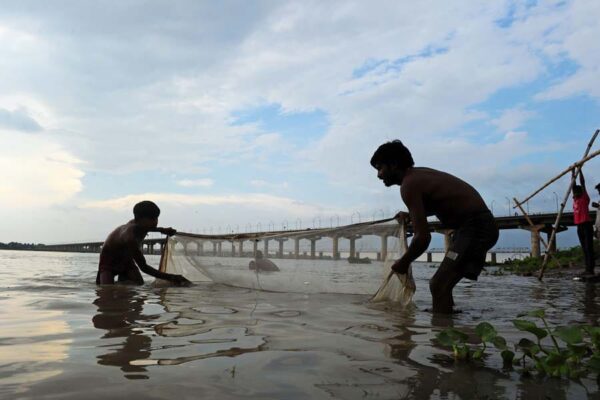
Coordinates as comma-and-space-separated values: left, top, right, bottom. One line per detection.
1, 0, 599, 248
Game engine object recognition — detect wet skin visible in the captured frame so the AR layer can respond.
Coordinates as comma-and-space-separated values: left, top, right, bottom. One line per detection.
97, 218, 190, 286
376, 165, 489, 313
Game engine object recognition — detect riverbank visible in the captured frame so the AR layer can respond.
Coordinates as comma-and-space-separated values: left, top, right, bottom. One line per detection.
498, 242, 598, 276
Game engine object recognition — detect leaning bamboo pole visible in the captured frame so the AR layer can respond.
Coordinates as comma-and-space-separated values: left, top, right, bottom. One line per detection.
538, 130, 599, 280
515, 129, 599, 207
512, 198, 562, 266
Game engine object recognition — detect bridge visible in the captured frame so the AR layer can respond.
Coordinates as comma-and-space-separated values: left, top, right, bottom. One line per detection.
36, 211, 587, 260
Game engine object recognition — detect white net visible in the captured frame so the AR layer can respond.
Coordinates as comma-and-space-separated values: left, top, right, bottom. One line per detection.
159, 218, 415, 302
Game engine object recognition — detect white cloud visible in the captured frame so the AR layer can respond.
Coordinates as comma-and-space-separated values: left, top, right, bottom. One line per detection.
80, 192, 344, 219
0, 131, 84, 207
177, 178, 214, 188
491, 108, 536, 132
249, 180, 289, 189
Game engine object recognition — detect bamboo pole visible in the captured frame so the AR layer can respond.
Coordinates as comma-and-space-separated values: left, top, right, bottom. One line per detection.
515, 131, 599, 207
538, 130, 599, 280
512, 198, 561, 266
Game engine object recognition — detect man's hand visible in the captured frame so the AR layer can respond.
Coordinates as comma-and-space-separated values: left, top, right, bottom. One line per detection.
391, 258, 410, 275
158, 227, 177, 236
394, 211, 409, 223
172, 275, 192, 287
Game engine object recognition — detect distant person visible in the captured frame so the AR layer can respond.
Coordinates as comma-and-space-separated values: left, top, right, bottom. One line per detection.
249, 250, 280, 272
592, 183, 600, 239
572, 170, 595, 276
371, 140, 498, 313
96, 201, 191, 286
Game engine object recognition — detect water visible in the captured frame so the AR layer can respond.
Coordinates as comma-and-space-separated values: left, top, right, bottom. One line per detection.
0, 250, 598, 399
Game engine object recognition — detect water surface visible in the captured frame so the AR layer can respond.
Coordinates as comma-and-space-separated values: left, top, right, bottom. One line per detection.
0, 250, 598, 399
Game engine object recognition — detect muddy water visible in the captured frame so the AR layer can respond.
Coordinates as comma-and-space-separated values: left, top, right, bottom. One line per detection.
0, 250, 598, 399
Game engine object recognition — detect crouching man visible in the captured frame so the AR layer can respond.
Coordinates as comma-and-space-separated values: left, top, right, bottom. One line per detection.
96, 200, 191, 286
371, 140, 498, 313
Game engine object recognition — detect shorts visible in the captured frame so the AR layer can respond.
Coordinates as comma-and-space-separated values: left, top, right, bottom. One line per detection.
440, 210, 499, 281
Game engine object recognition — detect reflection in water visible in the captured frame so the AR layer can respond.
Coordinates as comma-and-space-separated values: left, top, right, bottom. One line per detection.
92, 287, 156, 379
0, 296, 71, 394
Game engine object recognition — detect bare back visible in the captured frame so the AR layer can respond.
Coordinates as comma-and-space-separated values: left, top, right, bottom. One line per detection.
401, 167, 488, 228
99, 221, 143, 273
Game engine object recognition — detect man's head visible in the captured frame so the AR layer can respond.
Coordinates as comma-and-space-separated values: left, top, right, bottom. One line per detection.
133, 200, 160, 228
370, 140, 414, 186
595, 183, 600, 195
573, 185, 583, 198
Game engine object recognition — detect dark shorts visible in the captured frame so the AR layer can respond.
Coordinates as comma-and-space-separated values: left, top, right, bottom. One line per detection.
440, 211, 499, 281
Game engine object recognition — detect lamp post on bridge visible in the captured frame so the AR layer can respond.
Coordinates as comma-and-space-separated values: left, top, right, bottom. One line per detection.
552, 191, 559, 213
330, 215, 340, 228
490, 200, 496, 215
351, 211, 361, 224
505, 197, 511, 216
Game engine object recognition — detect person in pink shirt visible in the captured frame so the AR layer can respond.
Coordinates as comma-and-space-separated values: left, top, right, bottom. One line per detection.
573, 169, 595, 276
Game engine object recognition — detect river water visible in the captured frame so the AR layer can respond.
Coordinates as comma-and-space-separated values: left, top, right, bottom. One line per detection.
0, 250, 598, 399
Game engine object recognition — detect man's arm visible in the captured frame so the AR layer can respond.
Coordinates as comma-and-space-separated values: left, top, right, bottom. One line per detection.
580, 170, 586, 189
149, 227, 177, 236
392, 185, 431, 274
129, 240, 190, 285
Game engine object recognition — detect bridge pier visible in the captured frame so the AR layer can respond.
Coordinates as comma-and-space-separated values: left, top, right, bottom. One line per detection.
276, 238, 287, 257
264, 239, 269, 258
294, 238, 300, 258
309, 237, 321, 259
345, 235, 362, 258
332, 236, 340, 260
379, 235, 388, 261
521, 224, 544, 258
238, 240, 244, 257
253, 240, 258, 257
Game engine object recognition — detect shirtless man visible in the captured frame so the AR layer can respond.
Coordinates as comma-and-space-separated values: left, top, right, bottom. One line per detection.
96, 200, 191, 286
371, 140, 498, 313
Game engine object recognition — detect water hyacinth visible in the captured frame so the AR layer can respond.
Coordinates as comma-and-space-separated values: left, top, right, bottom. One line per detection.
435, 309, 600, 381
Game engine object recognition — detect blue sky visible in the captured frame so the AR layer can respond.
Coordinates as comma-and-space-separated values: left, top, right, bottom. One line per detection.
0, 0, 599, 249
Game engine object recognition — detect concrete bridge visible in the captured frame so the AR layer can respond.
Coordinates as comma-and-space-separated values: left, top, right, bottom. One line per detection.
41, 238, 166, 255
38, 211, 588, 261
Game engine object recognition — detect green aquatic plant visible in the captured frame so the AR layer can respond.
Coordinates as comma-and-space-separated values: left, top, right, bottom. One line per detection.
435, 309, 600, 381
435, 322, 513, 365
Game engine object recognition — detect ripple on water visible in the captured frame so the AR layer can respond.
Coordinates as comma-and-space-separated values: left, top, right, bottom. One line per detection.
191, 306, 238, 314
271, 310, 301, 318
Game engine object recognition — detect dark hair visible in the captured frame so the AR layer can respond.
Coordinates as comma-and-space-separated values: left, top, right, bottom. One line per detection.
133, 201, 160, 220
573, 185, 583, 196
370, 140, 414, 169
595, 183, 600, 190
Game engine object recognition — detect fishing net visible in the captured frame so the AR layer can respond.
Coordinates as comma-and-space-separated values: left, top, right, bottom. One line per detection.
158, 218, 415, 303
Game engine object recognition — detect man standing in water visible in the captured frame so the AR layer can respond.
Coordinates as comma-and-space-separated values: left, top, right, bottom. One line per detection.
96, 200, 191, 286
371, 140, 498, 313
572, 169, 595, 276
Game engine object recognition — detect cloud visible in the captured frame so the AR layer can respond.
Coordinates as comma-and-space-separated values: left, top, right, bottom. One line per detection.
490, 107, 535, 132
80, 192, 344, 218
249, 180, 289, 189
0, 107, 42, 132
0, 131, 84, 207
509, 1, 600, 101
176, 178, 214, 188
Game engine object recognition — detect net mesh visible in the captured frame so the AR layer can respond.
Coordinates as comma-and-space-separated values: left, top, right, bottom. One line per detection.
159, 218, 415, 303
